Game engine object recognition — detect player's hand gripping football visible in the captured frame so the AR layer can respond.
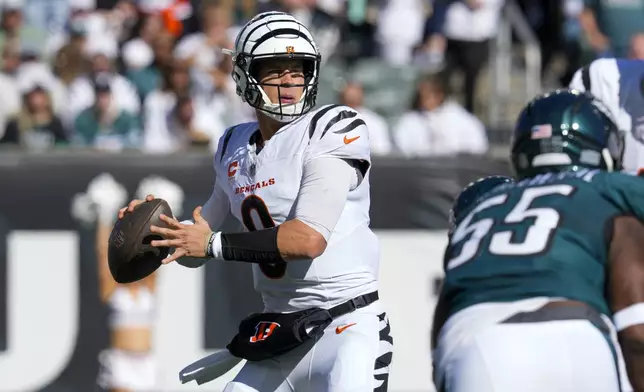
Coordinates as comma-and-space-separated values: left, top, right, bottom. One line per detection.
117, 194, 156, 219
149, 206, 212, 264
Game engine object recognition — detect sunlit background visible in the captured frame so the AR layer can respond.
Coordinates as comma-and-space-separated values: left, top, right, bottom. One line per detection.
0, 0, 633, 391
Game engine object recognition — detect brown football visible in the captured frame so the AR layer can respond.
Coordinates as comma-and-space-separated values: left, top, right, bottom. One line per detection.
108, 198, 173, 283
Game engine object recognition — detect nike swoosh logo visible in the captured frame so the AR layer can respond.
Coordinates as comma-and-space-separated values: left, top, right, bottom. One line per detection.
335, 323, 357, 334
343, 135, 360, 145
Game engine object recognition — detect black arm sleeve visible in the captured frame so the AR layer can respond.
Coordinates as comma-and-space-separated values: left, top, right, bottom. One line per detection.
220, 227, 284, 264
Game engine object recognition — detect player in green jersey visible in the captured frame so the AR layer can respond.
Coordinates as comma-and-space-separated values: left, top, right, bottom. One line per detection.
432, 89, 644, 392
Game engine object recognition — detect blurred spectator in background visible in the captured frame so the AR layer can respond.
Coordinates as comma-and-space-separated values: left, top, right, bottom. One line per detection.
376, 0, 426, 66
16, 43, 68, 114
0, 83, 67, 150
73, 74, 140, 152
161, 93, 224, 153
518, 0, 566, 85
629, 32, 644, 60
158, 0, 197, 38
142, 58, 226, 153
559, 0, 584, 86
171, 2, 253, 128
0, 0, 48, 60
53, 20, 89, 86
66, 47, 140, 127
394, 73, 488, 157
121, 14, 163, 101
1, 36, 19, 74
334, 0, 380, 64
440, 0, 504, 113
340, 81, 392, 155
415, 0, 448, 73
23, 0, 69, 36
0, 0, 594, 157
142, 61, 188, 149
174, 2, 233, 97
152, 29, 177, 68
580, 0, 644, 59
103, 0, 140, 44
60, 0, 138, 58
0, 41, 21, 136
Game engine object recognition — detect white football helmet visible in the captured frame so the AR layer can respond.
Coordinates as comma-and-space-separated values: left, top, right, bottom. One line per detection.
223, 12, 321, 123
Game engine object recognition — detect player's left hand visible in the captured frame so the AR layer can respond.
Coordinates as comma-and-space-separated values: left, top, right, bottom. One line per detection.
150, 206, 212, 264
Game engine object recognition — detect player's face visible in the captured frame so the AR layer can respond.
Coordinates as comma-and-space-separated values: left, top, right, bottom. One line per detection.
256, 58, 306, 105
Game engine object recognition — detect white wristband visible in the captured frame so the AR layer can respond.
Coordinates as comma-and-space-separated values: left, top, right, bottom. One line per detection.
614, 303, 644, 332
212, 232, 223, 260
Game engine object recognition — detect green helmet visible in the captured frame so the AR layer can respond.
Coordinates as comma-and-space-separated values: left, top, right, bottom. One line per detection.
511, 89, 624, 179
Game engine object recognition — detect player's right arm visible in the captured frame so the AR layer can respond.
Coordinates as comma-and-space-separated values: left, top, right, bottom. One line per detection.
599, 172, 644, 220
608, 216, 644, 391
599, 172, 644, 390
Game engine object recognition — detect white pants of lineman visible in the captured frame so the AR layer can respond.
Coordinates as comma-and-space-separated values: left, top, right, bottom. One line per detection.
433, 297, 631, 392
224, 301, 393, 392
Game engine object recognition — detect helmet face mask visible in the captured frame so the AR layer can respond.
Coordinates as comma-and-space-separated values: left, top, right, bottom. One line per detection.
240, 53, 319, 120
227, 12, 321, 123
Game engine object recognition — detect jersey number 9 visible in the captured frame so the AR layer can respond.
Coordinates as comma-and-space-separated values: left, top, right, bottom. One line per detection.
447, 184, 575, 270
241, 195, 287, 279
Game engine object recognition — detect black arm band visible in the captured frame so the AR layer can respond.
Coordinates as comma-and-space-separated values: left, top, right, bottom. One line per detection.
220, 227, 285, 264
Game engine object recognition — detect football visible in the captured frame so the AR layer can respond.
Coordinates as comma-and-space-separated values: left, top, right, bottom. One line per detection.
108, 198, 173, 283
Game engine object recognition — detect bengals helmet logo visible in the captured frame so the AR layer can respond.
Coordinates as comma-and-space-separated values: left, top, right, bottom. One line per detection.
250, 322, 280, 343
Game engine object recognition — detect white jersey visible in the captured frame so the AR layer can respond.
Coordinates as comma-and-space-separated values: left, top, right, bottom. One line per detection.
570, 58, 644, 174
210, 105, 379, 313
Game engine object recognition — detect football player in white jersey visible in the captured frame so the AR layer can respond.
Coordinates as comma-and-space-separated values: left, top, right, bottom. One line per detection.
569, 58, 644, 175
117, 11, 393, 392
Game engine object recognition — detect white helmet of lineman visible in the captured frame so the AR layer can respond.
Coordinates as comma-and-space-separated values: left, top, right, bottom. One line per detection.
223, 12, 321, 123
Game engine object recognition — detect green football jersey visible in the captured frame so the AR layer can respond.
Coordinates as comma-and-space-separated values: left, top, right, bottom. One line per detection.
443, 168, 644, 318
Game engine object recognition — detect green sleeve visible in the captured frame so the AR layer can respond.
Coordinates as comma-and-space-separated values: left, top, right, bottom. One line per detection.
595, 171, 644, 220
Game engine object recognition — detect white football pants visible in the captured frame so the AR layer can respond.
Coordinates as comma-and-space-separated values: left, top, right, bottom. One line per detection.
440, 320, 620, 392
224, 301, 393, 392
434, 298, 625, 392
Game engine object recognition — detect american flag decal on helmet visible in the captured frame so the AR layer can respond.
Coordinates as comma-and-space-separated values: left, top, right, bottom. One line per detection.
531, 124, 552, 139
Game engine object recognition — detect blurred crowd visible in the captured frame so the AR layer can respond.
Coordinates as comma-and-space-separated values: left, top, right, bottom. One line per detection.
0, 0, 643, 158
